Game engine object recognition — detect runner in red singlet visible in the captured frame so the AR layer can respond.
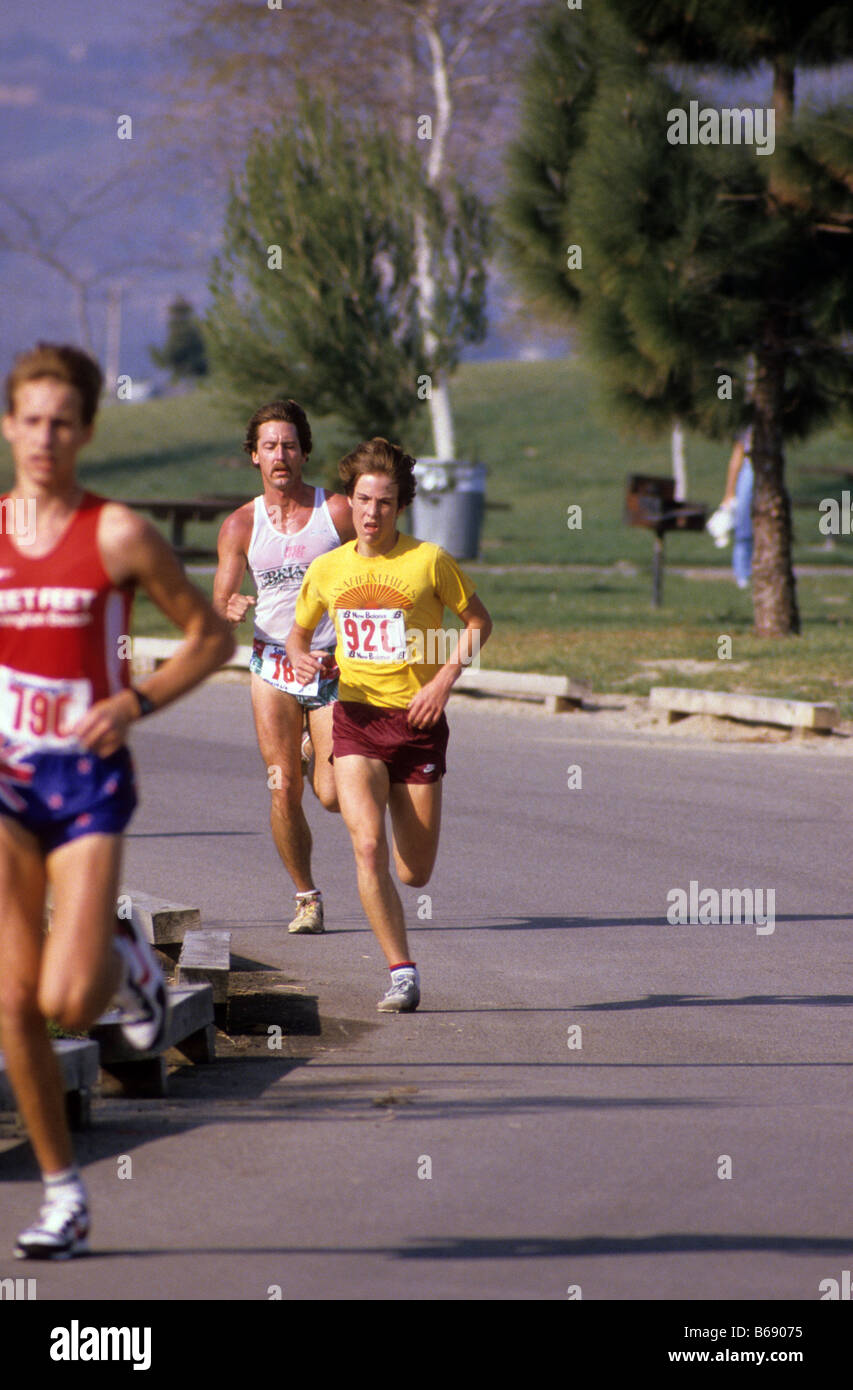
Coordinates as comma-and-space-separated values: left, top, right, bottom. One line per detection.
0, 343, 233, 1259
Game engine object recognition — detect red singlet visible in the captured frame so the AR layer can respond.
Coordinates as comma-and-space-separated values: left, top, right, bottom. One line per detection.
0, 491, 133, 752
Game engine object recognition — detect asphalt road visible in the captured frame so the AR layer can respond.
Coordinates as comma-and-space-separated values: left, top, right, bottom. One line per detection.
1, 679, 851, 1303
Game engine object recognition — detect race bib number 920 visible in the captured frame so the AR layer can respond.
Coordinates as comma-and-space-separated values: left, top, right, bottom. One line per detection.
339, 608, 407, 663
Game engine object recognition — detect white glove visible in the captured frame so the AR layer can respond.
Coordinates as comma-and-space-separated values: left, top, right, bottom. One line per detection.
706, 500, 735, 548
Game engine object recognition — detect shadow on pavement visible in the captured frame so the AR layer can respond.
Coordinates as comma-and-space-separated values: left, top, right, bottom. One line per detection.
68, 1231, 853, 1260
573, 992, 853, 1011
416, 913, 853, 931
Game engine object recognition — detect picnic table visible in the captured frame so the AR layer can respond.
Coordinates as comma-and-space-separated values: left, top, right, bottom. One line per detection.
122, 495, 251, 553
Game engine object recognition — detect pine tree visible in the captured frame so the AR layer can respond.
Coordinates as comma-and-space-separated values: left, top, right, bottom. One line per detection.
204, 91, 487, 443
506, 1, 853, 636
150, 297, 208, 380
504, 10, 746, 504
171, 0, 537, 459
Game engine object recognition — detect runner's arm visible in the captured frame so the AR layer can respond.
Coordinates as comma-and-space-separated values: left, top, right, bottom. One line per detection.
73, 505, 235, 756
407, 595, 492, 730
325, 491, 356, 544
286, 621, 327, 687
288, 565, 336, 684
214, 509, 255, 623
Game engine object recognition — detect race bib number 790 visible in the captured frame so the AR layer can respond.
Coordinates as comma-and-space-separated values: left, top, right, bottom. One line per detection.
0, 667, 92, 748
339, 608, 408, 663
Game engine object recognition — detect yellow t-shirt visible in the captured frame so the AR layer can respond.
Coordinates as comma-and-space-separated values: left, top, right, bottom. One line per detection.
294, 534, 477, 708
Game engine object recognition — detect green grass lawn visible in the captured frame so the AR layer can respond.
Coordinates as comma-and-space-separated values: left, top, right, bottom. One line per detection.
2, 358, 851, 709
471, 567, 853, 710
2, 357, 851, 565
450, 357, 853, 568
131, 563, 853, 713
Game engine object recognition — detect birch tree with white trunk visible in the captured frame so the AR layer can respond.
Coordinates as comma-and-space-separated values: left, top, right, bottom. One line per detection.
169, 0, 544, 456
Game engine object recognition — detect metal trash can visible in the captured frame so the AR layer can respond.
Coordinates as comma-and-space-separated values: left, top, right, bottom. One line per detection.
410, 459, 487, 559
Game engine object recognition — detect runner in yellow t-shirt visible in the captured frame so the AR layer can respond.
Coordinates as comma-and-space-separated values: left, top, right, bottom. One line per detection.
287, 437, 492, 1012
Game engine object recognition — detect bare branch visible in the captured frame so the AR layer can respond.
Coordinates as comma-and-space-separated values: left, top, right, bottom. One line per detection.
446, 0, 507, 73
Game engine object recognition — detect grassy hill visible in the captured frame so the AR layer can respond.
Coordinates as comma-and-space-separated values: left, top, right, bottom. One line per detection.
2, 358, 852, 710
3, 357, 849, 566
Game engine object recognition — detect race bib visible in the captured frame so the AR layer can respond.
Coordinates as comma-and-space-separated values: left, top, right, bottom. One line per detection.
339, 608, 408, 663
252, 641, 320, 697
0, 667, 92, 749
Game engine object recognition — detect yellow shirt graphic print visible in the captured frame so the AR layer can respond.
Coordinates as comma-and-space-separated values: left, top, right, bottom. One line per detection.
295, 534, 476, 708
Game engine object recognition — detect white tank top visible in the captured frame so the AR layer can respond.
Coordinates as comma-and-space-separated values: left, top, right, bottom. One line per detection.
248, 488, 339, 647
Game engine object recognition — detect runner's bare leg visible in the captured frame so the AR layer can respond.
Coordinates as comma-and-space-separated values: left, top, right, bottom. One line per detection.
388, 781, 443, 886
306, 702, 339, 812
334, 754, 411, 965
0, 825, 123, 1175
250, 673, 316, 893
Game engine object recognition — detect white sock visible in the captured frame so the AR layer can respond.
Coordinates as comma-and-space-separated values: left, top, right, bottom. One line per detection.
44, 1168, 87, 1208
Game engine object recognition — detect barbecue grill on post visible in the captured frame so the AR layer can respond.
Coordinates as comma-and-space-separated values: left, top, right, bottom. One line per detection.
624, 475, 707, 607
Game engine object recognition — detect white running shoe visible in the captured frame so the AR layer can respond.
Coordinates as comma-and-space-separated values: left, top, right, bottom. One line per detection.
112, 918, 170, 1052
377, 967, 420, 1013
14, 1199, 90, 1260
287, 893, 325, 934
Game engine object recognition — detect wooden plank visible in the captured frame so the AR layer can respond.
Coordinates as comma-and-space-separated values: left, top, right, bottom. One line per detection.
120, 888, 201, 946
100, 1056, 169, 1099
0, 1039, 99, 1130
175, 1024, 217, 1064
92, 984, 215, 1065
131, 636, 253, 674
649, 686, 840, 730
455, 668, 591, 709
130, 639, 588, 712
92, 984, 216, 1097
177, 929, 231, 1004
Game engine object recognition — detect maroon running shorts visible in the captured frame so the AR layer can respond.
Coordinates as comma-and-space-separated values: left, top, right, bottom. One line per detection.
332, 701, 449, 784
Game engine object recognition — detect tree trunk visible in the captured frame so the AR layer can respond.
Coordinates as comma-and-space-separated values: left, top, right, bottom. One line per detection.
104, 284, 123, 393
750, 319, 800, 636
414, 208, 457, 459
428, 374, 456, 459
750, 62, 798, 636
772, 57, 795, 128
72, 281, 94, 354
415, 11, 456, 460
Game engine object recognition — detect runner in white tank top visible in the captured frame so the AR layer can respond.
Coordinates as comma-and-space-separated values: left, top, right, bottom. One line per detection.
214, 400, 355, 936
248, 487, 339, 649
